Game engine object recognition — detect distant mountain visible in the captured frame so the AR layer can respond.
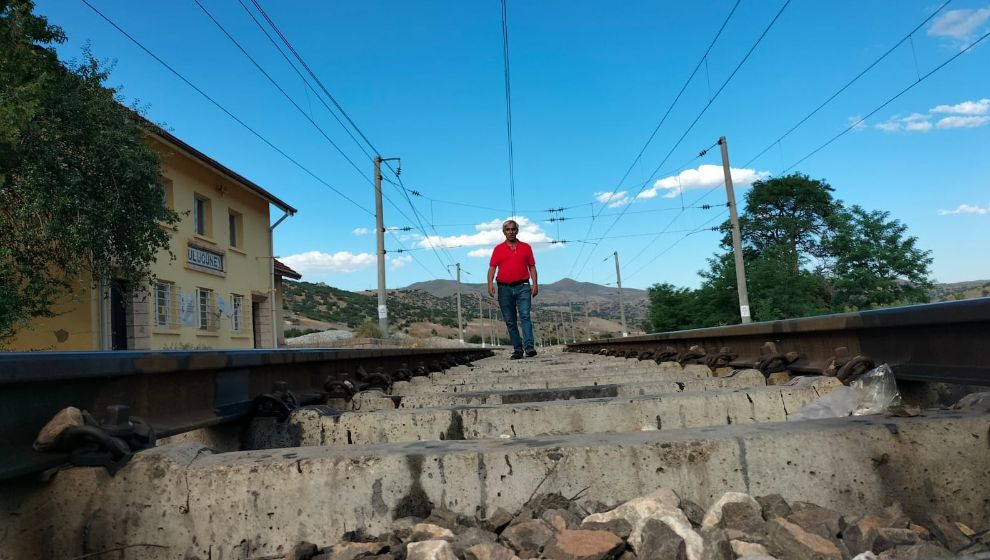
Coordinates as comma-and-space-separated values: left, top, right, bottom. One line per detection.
405, 278, 649, 328
283, 278, 649, 337
930, 280, 990, 301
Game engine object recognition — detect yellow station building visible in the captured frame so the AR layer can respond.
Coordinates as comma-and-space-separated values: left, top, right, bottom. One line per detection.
8, 128, 300, 351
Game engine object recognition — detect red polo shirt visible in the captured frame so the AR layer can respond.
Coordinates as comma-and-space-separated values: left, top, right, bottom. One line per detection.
490, 240, 535, 283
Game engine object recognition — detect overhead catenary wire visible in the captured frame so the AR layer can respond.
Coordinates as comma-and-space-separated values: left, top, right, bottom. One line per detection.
193, 0, 373, 186
236, 0, 375, 162
500, 0, 517, 216
570, 0, 792, 281
78, 0, 373, 217
681, 0, 958, 214
570, 0, 741, 277
247, 0, 382, 159
779, 26, 990, 176
742, 0, 955, 170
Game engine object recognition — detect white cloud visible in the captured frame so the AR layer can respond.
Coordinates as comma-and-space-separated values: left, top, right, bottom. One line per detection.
390, 254, 412, 269
848, 115, 867, 131
467, 248, 490, 258
417, 216, 559, 252
876, 113, 933, 132
936, 115, 990, 128
352, 227, 370, 235
875, 99, 990, 132
931, 98, 990, 115
280, 250, 375, 275
594, 191, 631, 208
904, 120, 933, 132
638, 164, 770, 200
928, 7, 990, 40
938, 203, 989, 215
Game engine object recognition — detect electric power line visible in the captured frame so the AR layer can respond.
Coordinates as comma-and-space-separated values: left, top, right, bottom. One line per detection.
570, 0, 793, 281
79, 0, 373, 217
500, 0, 517, 216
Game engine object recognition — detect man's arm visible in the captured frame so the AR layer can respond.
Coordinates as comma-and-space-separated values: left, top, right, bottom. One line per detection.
529, 265, 538, 297
487, 265, 497, 297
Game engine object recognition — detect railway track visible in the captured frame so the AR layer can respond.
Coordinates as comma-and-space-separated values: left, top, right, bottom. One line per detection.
1, 299, 988, 559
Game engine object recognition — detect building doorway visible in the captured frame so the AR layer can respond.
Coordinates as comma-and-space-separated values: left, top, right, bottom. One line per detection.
252, 301, 262, 348
109, 279, 128, 350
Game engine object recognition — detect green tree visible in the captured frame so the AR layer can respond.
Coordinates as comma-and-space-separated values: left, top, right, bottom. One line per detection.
730, 173, 843, 271
647, 173, 930, 329
0, 0, 178, 341
827, 206, 932, 310
645, 282, 699, 332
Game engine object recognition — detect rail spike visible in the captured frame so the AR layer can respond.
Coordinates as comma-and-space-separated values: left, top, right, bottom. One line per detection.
678, 345, 707, 366
706, 347, 738, 369
824, 347, 875, 383
756, 342, 799, 375
653, 346, 679, 363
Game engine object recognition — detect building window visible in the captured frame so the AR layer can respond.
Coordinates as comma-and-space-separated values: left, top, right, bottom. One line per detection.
154, 280, 177, 328
228, 211, 243, 248
197, 288, 218, 331
193, 194, 212, 237
157, 179, 174, 209
231, 294, 244, 332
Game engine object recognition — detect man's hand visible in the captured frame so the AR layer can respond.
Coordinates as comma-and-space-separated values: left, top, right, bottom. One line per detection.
488, 283, 496, 297
531, 284, 539, 298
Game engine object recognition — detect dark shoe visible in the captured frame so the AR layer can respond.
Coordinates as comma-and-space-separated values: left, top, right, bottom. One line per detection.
510, 352, 523, 360
525, 348, 537, 358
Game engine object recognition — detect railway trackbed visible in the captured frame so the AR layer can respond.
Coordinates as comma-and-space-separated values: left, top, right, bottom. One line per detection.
1, 299, 988, 559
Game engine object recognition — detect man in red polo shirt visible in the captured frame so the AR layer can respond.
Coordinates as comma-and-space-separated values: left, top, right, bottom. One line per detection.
487, 219, 538, 359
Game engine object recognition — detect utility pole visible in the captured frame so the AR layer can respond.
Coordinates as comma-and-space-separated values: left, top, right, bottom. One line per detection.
448, 263, 464, 343
719, 136, 752, 324
613, 251, 628, 337
585, 301, 591, 340
569, 302, 576, 343
373, 156, 388, 337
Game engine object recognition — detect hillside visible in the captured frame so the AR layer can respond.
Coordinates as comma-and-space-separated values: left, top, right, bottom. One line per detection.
930, 280, 990, 302
282, 278, 648, 340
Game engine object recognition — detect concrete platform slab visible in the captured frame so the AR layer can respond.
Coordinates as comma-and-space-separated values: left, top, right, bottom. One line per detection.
248, 379, 840, 448
5, 410, 987, 559
397, 370, 767, 408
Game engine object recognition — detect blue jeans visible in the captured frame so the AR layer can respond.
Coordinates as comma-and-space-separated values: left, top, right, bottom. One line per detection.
497, 283, 534, 353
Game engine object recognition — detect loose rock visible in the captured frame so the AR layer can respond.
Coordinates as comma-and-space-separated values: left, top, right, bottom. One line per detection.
542, 529, 625, 560
542, 508, 582, 531
702, 492, 762, 529
637, 518, 687, 560
679, 499, 706, 528
482, 508, 514, 534
464, 543, 521, 560
767, 517, 841, 560
285, 541, 319, 560
699, 527, 732, 560
407, 539, 458, 560
876, 543, 954, 559
498, 519, 555, 555
581, 518, 633, 540
927, 513, 971, 553
730, 540, 771, 557
320, 541, 386, 560
755, 495, 792, 522
787, 502, 843, 541
409, 523, 455, 542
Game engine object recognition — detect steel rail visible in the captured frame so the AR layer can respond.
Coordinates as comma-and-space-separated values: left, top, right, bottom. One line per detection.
0, 347, 491, 481
566, 298, 990, 386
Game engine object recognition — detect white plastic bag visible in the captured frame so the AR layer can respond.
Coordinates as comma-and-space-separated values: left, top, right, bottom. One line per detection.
790, 364, 901, 421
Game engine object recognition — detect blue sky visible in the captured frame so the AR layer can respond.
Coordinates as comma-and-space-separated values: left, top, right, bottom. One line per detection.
36, 0, 990, 291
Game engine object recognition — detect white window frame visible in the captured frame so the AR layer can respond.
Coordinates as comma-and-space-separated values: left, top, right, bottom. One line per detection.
231, 294, 243, 332
197, 288, 217, 331
154, 280, 175, 328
